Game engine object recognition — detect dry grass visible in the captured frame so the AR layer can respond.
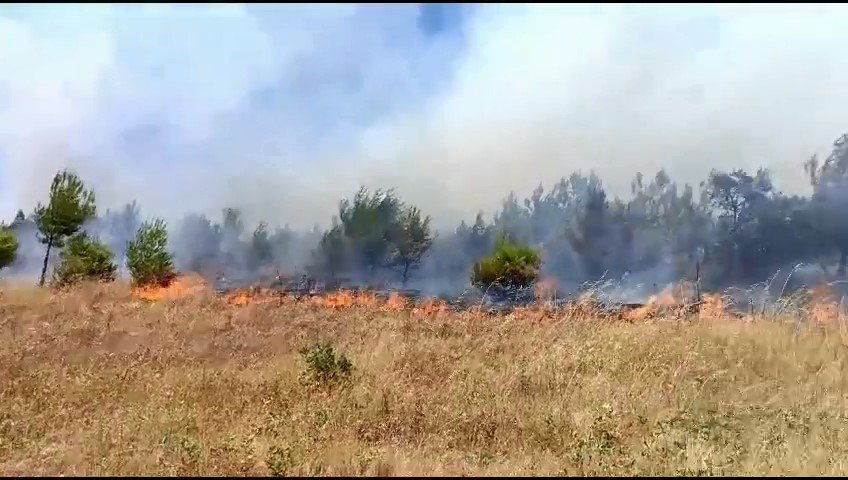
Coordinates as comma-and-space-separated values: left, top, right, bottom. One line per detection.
1, 281, 848, 476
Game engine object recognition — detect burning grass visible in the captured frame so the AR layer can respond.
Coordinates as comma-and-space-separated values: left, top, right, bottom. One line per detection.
130, 273, 209, 301
3, 280, 848, 475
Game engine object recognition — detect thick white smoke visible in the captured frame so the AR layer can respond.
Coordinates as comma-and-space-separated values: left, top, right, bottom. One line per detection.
1, 4, 848, 231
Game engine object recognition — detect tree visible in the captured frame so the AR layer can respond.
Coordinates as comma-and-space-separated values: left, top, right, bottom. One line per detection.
52, 233, 117, 287
10, 210, 25, 228
247, 221, 274, 271
126, 219, 176, 286
174, 213, 222, 273
804, 134, 848, 275
312, 222, 346, 281
33, 170, 97, 286
338, 187, 405, 277
471, 232, 541, 291
0, 227, 19, 272
101, 201, 141, 268
219, 207, 246, 272
390, 206, 434, 286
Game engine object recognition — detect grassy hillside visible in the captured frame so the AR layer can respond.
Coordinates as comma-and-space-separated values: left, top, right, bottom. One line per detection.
0, 282, 847, 475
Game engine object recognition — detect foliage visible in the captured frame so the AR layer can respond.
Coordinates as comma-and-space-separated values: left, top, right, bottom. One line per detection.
299, 343, 353, 384
174, 213, 223, 272
339, 187, 405, 274
99, 201, 141, 266
471, 232, 541, 289
52, 233, 117, 287
126, 218, 176, 286
313, 222, 347, 280
0, 227, 19, 271
390, 206, 434, 285
266, 444, 296, 477
247, 221, 274, 271
33, 170, 97, 286
312, 187, 434, 284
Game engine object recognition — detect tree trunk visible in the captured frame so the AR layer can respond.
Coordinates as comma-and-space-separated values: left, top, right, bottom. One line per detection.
39, 236, 53, 287
402, 262, 410, 287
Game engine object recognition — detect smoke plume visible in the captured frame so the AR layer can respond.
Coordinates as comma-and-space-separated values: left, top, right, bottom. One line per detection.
2, 5, 848, 228
4, 4, 848, 301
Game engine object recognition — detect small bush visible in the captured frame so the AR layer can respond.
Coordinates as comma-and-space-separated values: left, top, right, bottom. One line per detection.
266, 444, 296, 477
126, 218, 176, 286
300, 343, 353, 384
52, 233, 117, 287
471, 232, 541, 289
0, 227, 18, 271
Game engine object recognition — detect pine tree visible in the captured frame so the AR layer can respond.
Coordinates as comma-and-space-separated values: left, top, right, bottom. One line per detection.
33, 170, 96, 286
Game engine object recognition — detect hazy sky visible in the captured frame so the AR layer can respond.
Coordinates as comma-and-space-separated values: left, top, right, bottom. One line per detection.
1, 4, 847, 230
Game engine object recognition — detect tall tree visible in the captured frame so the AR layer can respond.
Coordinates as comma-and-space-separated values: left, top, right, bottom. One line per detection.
175, 213, 222, 273
33, 170, 96, 286
247, 221, 274, 271
312, 221, 346, 281
391, 206, 434, 286
804, 134, 848, 275
337, 187, 405, 277
101, 200, 141, 269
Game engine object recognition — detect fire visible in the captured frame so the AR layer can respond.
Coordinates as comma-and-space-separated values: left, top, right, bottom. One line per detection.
195, 276, 744, 322
131, 274, 208, 301
698, 293, 726, 320
534, 276, 559, 302
226, 290, 253, 307
808, 283, 839, 324
623, 300, 657, 322
411, 297, 449, 316
382, 291, 409, 312
317, 290, 382, 309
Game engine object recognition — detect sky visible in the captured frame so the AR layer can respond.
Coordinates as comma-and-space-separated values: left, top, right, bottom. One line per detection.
1, 3, 848, 231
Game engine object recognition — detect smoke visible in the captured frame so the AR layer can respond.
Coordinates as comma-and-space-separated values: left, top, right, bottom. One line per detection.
2, 4, 848, 231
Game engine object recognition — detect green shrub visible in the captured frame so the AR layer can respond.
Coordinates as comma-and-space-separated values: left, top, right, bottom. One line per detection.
266, 444, 296, 477
126, 218, 176, 286
52, 233, 117, 287
471, 232, 541, 289
0, 227, 18, 271
300, 343, 353, 384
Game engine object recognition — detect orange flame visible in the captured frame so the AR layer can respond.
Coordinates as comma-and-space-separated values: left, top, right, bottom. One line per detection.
808, 283, 839, 324
534, 276, 559, 302
382, 291, 409, 312
316, 290, 383, 309
226, 290, 253, 307
698, 293, 726, 320
411, 297, 449, 316
131, 274, 207, 301
623, 300, 657, 322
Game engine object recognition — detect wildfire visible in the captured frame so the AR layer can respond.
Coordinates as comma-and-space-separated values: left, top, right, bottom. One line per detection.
534, 276, 559, 302
808, 283, 840, 324
622, 301, 657, 322
382, 291, 409, 312
698, 293, 726, 320
317, 290, 382, 309
411, 297, 449, 316
172, 275, 744, 322
226, 290, 253, 307
131, 274, 208, 301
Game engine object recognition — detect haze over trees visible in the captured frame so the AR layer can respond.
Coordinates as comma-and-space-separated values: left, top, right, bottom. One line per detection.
8, 132, 848, 297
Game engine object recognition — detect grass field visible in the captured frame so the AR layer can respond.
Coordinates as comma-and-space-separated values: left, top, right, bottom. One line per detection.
1, 281, 848, 476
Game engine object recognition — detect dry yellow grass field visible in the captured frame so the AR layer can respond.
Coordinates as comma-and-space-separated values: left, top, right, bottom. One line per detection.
1, 280, 848, 476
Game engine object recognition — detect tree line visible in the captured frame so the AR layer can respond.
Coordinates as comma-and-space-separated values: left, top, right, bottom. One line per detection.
3, 132, 848, 295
